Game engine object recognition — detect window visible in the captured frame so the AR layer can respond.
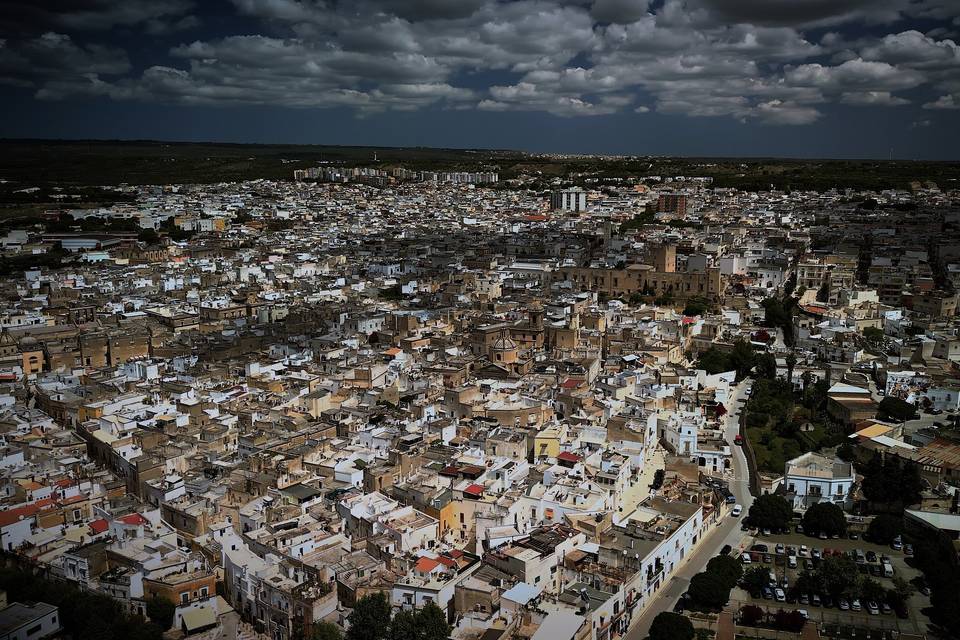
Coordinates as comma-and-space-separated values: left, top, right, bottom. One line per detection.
181, 591, 190, 604
27, 624, 42, 636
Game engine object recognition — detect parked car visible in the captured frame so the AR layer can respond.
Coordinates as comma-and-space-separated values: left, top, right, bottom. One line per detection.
905, 544, 914, 556
762, 586, 774, 600
804, 559, 813, 570
839, 599, 849, 611
751, 543, 768, 552
797, 609, 809, 619
881, 602, 892, 614
812, 548, 821, 560
741, 553, 752, 564
892, 536, 903, 551
851, 599, 862, 611
822, 595, 834, 608
849, 531, 859, 540
788, 556, 797, 569
763, 554, 772, 564
819, 531, 829, 540
775, 543, 785, 554
762, 528, 771, 536
868, 601, 879, 615
866, 550, 877, 563
796, 524, 804, 534
812, 593, 821, 607
775, 588, 786, 602
799, 593, 809, 605
799, 545, 808, 557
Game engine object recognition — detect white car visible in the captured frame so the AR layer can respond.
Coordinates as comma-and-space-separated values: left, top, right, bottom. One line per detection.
732, 504, 743, 517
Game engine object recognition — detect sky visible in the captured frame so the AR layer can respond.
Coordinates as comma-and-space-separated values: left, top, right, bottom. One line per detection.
2, 0, 960, 159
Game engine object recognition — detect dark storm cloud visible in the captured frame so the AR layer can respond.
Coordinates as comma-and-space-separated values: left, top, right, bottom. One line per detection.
1, 0, 959, 140
0, 0, 196, 34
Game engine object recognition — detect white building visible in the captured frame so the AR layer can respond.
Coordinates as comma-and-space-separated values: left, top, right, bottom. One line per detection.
551, 188, 587, 212
783, 452, 855, 510
0, 602, 61, 640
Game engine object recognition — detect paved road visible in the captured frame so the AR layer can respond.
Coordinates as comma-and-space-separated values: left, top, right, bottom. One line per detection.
625, 379, 755, 640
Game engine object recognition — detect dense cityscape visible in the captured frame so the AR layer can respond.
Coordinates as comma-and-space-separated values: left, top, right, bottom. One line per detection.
0, 160, 957, 640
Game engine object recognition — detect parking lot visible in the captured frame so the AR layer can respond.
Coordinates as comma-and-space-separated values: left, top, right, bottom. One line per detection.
733, 529, 932, 634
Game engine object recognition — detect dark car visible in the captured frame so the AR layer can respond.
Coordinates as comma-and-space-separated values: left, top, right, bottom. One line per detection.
822, 595, 834, 608
866, 550, 877, 563
763, 586, 774, 600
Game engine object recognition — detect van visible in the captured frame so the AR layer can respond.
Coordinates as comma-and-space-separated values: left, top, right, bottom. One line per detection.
882, 562, 894, 578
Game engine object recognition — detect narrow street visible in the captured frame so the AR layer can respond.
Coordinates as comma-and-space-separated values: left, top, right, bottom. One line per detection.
625, 379, 754, 640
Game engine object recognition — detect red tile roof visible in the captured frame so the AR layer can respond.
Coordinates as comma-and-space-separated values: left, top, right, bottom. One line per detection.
415, 557, 440, 573
89, 519, 109, 534
464, 483, 484, 496
0, 498, 55, 528
119, 513, 148, 526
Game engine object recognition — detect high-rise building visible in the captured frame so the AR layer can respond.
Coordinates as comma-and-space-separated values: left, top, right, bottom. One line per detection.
550, 188, 587, 212
656, 193, 689, 217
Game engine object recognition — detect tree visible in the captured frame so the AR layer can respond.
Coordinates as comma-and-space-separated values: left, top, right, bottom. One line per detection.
347, 592, 392, 640
753, 353, 777, 381
785, 352, 797, 388
682, 297, 710, 317
739, 605, 763, 627
861, 578, 886, 604
651, 469, 665, 490
801, 502, 846, 537
887, 577, 914, 607
746, 494, 793, 531
899, 462, 923, 507
314, 622, 344, 640
687, 571, 732, 610
697, 348, 733, 375
389, 610, 420, 640
866, 514, 903, 544
741, 566, 770, 595
145, 596, 175, 631
138, 228, 161, 244
649, 612, 694, 640
705, 554, 743, 590
816, 556, 860, 599
773, 609, 806, 631
729, 339, 756, 381
836, 442, 854, 462
863, 326, 884, 346
416, 603, 451, 640
878, 396, 917, 422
